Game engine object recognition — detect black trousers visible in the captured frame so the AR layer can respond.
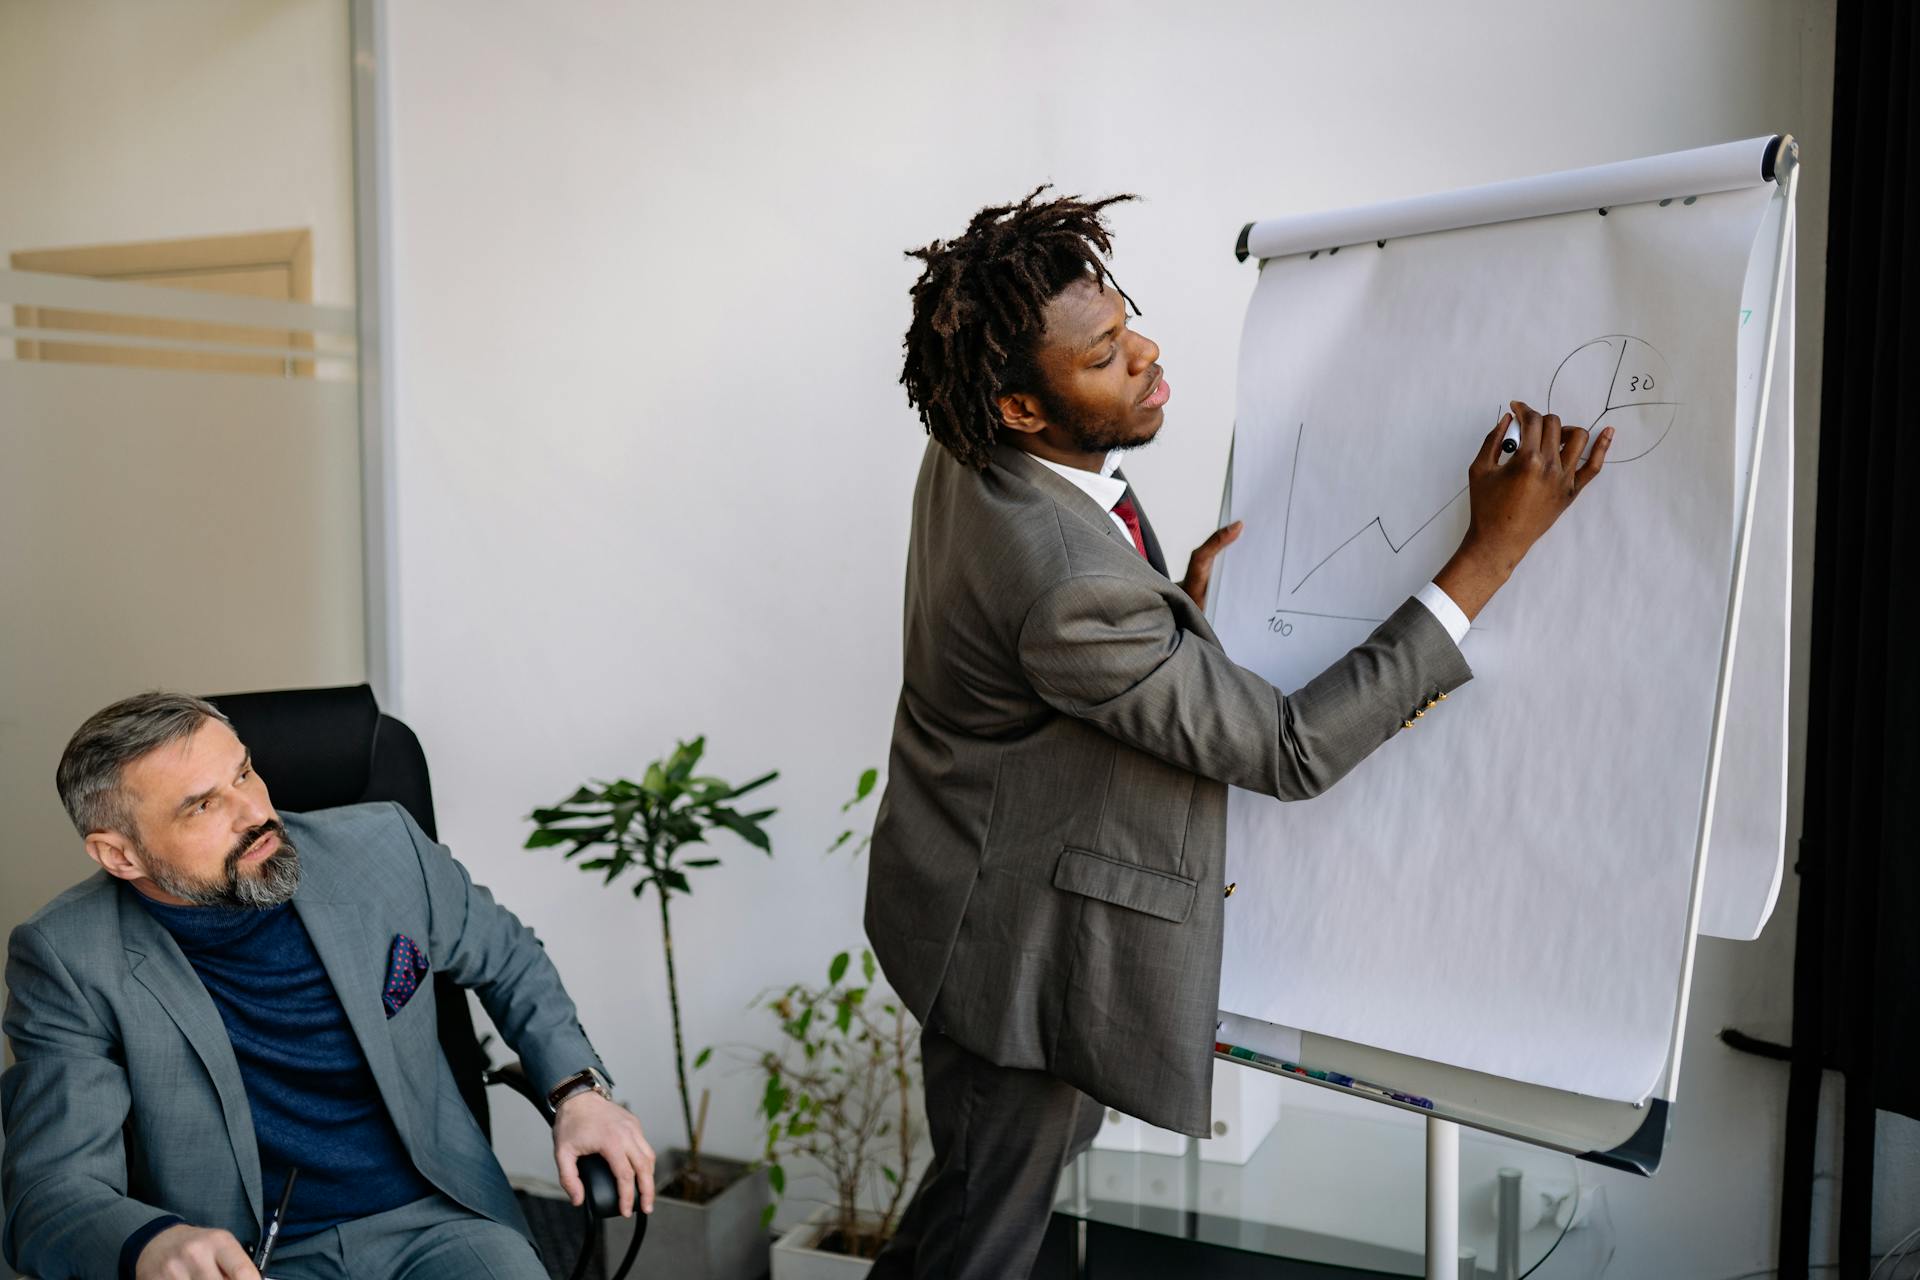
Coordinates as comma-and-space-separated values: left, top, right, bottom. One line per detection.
870, 1026, 1106, 1280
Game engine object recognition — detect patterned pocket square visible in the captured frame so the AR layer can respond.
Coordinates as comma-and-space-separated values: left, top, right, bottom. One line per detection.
383, 933, 430, 1017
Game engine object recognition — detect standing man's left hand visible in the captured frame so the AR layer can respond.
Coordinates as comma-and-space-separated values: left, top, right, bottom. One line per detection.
552, 1092, 657, 1217
1181, 521, 1244, 611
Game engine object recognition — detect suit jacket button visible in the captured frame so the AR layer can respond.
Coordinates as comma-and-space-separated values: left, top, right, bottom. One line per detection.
1402, 719, 1415, 730
1224, 882, 1238, 899
1437, 691, 1449, 700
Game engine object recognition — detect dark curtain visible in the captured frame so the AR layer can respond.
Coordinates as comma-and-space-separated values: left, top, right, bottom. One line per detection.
1779, 1, 1920, 1275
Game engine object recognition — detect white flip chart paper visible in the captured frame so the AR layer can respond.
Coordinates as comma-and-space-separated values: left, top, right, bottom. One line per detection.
1213, 181, 1777, 1101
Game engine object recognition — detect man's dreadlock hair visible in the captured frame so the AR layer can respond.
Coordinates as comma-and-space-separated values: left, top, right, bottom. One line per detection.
900, 187, 1138, 471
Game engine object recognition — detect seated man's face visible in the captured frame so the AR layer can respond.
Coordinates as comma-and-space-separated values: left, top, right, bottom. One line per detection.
113, 717, 299, 907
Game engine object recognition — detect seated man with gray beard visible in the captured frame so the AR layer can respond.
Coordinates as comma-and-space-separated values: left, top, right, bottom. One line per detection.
2, 692, 653, 1280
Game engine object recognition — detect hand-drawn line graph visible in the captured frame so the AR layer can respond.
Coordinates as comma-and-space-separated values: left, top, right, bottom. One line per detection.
1274, 421, 1469, 607
1270, 335, 1681, 613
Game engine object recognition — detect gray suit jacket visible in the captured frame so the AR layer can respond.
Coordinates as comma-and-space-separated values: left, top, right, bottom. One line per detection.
865, 440, 1473, 1136
2, 802, 604, 1280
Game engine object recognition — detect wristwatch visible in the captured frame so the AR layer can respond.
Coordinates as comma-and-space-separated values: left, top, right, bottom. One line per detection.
546, 1066, 613, 1113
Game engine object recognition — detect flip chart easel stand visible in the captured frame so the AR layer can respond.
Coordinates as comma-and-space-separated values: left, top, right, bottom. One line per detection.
1407, 135, 1799, 1280
1215, 133, 1798, 1276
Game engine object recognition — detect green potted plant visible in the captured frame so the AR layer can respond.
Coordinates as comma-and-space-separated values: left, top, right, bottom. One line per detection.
528, 736, 777, 1280
759, 947, 923, 1278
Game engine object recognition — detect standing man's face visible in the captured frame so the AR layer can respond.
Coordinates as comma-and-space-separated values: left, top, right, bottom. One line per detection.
998, 277, 1170, 457
83, 717, 299, 907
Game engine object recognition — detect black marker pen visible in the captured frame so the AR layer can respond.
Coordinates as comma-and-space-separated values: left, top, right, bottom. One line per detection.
254, 1167, 299, 1273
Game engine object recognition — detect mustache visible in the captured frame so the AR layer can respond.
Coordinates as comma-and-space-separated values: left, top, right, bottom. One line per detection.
225, 819, 286, 872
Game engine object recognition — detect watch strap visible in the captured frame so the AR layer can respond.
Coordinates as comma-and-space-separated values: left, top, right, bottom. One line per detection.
546, 1067, 611, 1113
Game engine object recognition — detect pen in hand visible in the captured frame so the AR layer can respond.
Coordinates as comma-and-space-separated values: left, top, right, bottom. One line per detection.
254, 1166, 299, 1273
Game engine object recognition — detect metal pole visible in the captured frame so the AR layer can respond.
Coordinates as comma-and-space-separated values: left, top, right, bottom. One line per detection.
348, 0, 401, 710
1496, 1167, 1522, 1280
1662, 134, 1799, 1100
1428, 1116, 1459, 1280
1072, 1150, 1090, 1280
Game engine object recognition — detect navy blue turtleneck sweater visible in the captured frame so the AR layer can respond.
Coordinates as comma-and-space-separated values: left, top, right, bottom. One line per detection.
129, 897, 434, 1269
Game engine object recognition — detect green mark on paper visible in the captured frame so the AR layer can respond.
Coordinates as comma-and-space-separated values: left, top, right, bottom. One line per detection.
1741, 308, 1753, 327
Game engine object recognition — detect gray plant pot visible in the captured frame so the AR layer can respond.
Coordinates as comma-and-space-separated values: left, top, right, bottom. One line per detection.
770, 1207, 887, 1280
604, 1149, 768, 1280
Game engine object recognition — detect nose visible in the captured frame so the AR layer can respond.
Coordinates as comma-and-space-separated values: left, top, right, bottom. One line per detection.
1129, 329, 1160, 372
234, 789, 271, 834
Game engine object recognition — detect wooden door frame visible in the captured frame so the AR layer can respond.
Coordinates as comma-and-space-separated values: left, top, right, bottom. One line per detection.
11, 229, 315, 371
10, 227, 313, 293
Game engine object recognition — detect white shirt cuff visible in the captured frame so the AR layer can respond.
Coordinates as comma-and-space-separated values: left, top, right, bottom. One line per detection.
1414, 581, 1471, 646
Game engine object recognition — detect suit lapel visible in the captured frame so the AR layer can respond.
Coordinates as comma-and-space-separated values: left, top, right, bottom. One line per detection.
118, 889, 264, 1227
292, 875, 420, 1157
996, 448, 1223, 644
995, 445, 1150, 563
1113, 473, 1170, 578
1112, 471, 1222, 643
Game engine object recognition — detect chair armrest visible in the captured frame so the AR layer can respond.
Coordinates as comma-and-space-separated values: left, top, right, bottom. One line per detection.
484, 1061, 621, 1220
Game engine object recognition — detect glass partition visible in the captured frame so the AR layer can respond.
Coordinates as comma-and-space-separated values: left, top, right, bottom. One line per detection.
0, 0, 367, 951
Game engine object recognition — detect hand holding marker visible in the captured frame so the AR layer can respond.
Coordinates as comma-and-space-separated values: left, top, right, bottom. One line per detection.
1497, 401, 1610, 463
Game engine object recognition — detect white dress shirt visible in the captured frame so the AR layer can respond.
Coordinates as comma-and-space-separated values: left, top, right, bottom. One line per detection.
1029, 451, 1471, 647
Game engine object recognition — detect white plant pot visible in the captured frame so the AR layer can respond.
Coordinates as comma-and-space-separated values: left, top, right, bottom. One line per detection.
1089, 1065, 1282, 1165
770, 1206, 890, 1280
1090, 1106, 1188, 1155
1199, 1057, 1283, 1164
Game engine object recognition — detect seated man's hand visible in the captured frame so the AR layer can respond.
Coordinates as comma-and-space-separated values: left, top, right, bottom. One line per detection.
553, 1090, 656, 1217
136, 1223, 260, 1280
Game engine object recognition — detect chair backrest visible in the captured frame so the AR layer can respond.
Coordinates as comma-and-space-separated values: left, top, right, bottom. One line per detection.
205, 684, 493, 1136
208, 684, 437, 837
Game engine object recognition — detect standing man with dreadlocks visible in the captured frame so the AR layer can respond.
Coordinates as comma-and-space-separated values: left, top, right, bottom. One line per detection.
864, 189, 1612, 1277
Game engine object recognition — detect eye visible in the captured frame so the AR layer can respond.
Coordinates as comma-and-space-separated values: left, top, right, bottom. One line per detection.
1092, 351, 1116, 370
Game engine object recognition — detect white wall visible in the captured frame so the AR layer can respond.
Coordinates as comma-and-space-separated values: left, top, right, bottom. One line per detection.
383, 0, 1915, 1272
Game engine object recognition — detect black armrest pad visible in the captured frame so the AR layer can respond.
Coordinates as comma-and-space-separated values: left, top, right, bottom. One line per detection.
579, 1153, 621, 1220
485, 1059, 626, 1220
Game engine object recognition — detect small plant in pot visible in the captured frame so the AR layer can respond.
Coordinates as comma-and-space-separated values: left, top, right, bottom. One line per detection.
528, 736, 777, 1279
759, 947, 923, 1275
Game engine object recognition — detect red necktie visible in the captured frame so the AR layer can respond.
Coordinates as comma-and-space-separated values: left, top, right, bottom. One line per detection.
1111, 496, 1149, 559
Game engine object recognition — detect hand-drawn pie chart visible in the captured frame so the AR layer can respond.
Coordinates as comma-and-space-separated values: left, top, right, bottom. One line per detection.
1546, 335, 1678, 463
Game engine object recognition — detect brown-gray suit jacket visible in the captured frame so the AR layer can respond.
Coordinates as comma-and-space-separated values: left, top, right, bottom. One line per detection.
865, 440, 1472, 1136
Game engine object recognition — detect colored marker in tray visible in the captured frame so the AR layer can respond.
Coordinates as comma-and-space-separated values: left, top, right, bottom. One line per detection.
1217, 1042, 1435, 1110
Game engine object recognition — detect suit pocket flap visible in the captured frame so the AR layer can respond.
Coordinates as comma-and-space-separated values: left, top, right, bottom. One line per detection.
1053, 847, 1196, 923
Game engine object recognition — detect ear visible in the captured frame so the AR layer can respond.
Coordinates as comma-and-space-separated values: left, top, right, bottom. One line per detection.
84, 830, 147, 883
996, 390, 1049, 437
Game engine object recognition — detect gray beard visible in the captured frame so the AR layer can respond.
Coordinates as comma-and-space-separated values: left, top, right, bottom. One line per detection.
145, 837, 302, 909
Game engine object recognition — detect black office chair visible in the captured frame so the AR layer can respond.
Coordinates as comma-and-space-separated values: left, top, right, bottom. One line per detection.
207, 684, 643, 1280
